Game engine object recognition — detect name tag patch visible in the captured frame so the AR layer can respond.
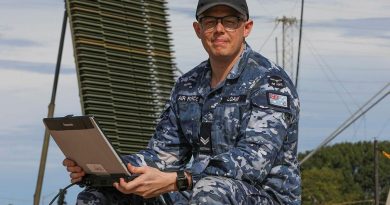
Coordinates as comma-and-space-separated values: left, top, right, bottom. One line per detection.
177, 95, 200, 103
268, 92, 289, 108
221, 95, 246, 103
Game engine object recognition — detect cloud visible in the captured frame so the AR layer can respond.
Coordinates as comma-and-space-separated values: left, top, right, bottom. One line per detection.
0, 38, 42, 47
0, 0, 61, 9
305, 17, 390, 40
169, 6, 196, 18
0, 59, 75, 74
0, 25, 10, 31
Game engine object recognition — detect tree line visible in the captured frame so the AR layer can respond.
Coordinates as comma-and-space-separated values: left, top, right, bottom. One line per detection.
299, 141, 390, 205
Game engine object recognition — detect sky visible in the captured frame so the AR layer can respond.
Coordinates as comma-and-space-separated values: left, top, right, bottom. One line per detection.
0, 0, 389, 204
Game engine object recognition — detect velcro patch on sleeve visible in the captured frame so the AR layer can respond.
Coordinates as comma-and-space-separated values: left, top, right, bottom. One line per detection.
267, 92, 289, 108
268, 75, 285, 88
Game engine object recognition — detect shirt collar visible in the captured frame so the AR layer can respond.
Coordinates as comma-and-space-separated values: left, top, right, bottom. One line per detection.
198, 43, 252, 96
226, 42, 252, 80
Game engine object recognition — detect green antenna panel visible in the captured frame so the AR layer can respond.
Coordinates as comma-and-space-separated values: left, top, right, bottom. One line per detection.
66, 0, 176, 154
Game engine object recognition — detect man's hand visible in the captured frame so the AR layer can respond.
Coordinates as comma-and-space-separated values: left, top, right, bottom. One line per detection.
63, 158, 85, 183
113, 163, 177, 198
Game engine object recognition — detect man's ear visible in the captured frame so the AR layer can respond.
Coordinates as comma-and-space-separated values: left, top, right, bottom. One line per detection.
193, 22, 202, 39
243, 19, 253, 38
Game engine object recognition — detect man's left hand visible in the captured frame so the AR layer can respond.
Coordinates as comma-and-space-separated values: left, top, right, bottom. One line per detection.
113, 163, 177, 198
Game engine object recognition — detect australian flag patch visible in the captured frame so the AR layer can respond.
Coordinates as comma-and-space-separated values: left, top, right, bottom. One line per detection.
267, 92, 289, 108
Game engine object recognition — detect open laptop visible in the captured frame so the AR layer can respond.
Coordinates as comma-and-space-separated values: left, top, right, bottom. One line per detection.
43, 115, 138, 186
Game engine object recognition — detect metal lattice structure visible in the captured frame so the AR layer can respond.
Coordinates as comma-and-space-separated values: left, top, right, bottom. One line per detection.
66, 0, 176, 154
276, 16, 297, 83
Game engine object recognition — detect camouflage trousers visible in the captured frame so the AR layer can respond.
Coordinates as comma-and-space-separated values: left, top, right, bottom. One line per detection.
76, 176, 277, 205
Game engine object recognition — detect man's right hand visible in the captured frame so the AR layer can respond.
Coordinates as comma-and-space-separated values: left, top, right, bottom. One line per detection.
63, 158, 85, 183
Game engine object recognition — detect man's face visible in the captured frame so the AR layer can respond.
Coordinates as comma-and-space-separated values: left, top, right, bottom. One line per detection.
193, 5, 253, 60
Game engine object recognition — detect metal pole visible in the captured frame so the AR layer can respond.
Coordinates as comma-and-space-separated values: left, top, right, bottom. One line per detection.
174, 65, 184, 76
33, 8, 68, 205
375, 139, 379, 205
275, 37, 279, 65
295, 0, 304, 88
300, 83, 389, 164
282, 17, 286, 69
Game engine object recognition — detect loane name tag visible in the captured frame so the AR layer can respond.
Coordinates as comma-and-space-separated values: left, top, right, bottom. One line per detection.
221, 95, 247, 103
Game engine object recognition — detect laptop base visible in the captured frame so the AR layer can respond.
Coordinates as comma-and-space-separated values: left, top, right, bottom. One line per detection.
79, 174, 139, 187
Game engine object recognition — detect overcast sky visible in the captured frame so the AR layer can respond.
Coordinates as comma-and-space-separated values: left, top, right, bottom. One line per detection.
0, 0, 389, 204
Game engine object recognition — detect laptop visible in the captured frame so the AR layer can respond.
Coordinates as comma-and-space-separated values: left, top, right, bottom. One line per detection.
43, 115, 137, 186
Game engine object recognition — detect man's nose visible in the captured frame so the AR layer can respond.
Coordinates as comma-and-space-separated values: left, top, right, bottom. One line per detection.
215, 20, 225, 32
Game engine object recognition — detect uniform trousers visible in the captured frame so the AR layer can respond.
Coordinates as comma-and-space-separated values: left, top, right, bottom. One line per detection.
76, 176, 277, 205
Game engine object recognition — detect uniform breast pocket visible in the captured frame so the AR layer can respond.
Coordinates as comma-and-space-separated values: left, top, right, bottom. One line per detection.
177, 102, 201, 139
219, 103, 244, 143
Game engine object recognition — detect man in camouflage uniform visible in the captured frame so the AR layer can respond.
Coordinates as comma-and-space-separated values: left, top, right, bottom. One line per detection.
64, 0, 301, 204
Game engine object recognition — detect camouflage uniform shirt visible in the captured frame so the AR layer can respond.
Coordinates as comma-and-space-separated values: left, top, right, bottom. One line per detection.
123, 43, 301, 204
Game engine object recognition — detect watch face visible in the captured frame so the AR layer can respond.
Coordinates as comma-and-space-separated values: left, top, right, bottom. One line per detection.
177, 171, 188, 191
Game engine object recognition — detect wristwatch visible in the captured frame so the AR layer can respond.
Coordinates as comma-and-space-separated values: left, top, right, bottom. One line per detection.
176, 170, 189, 191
